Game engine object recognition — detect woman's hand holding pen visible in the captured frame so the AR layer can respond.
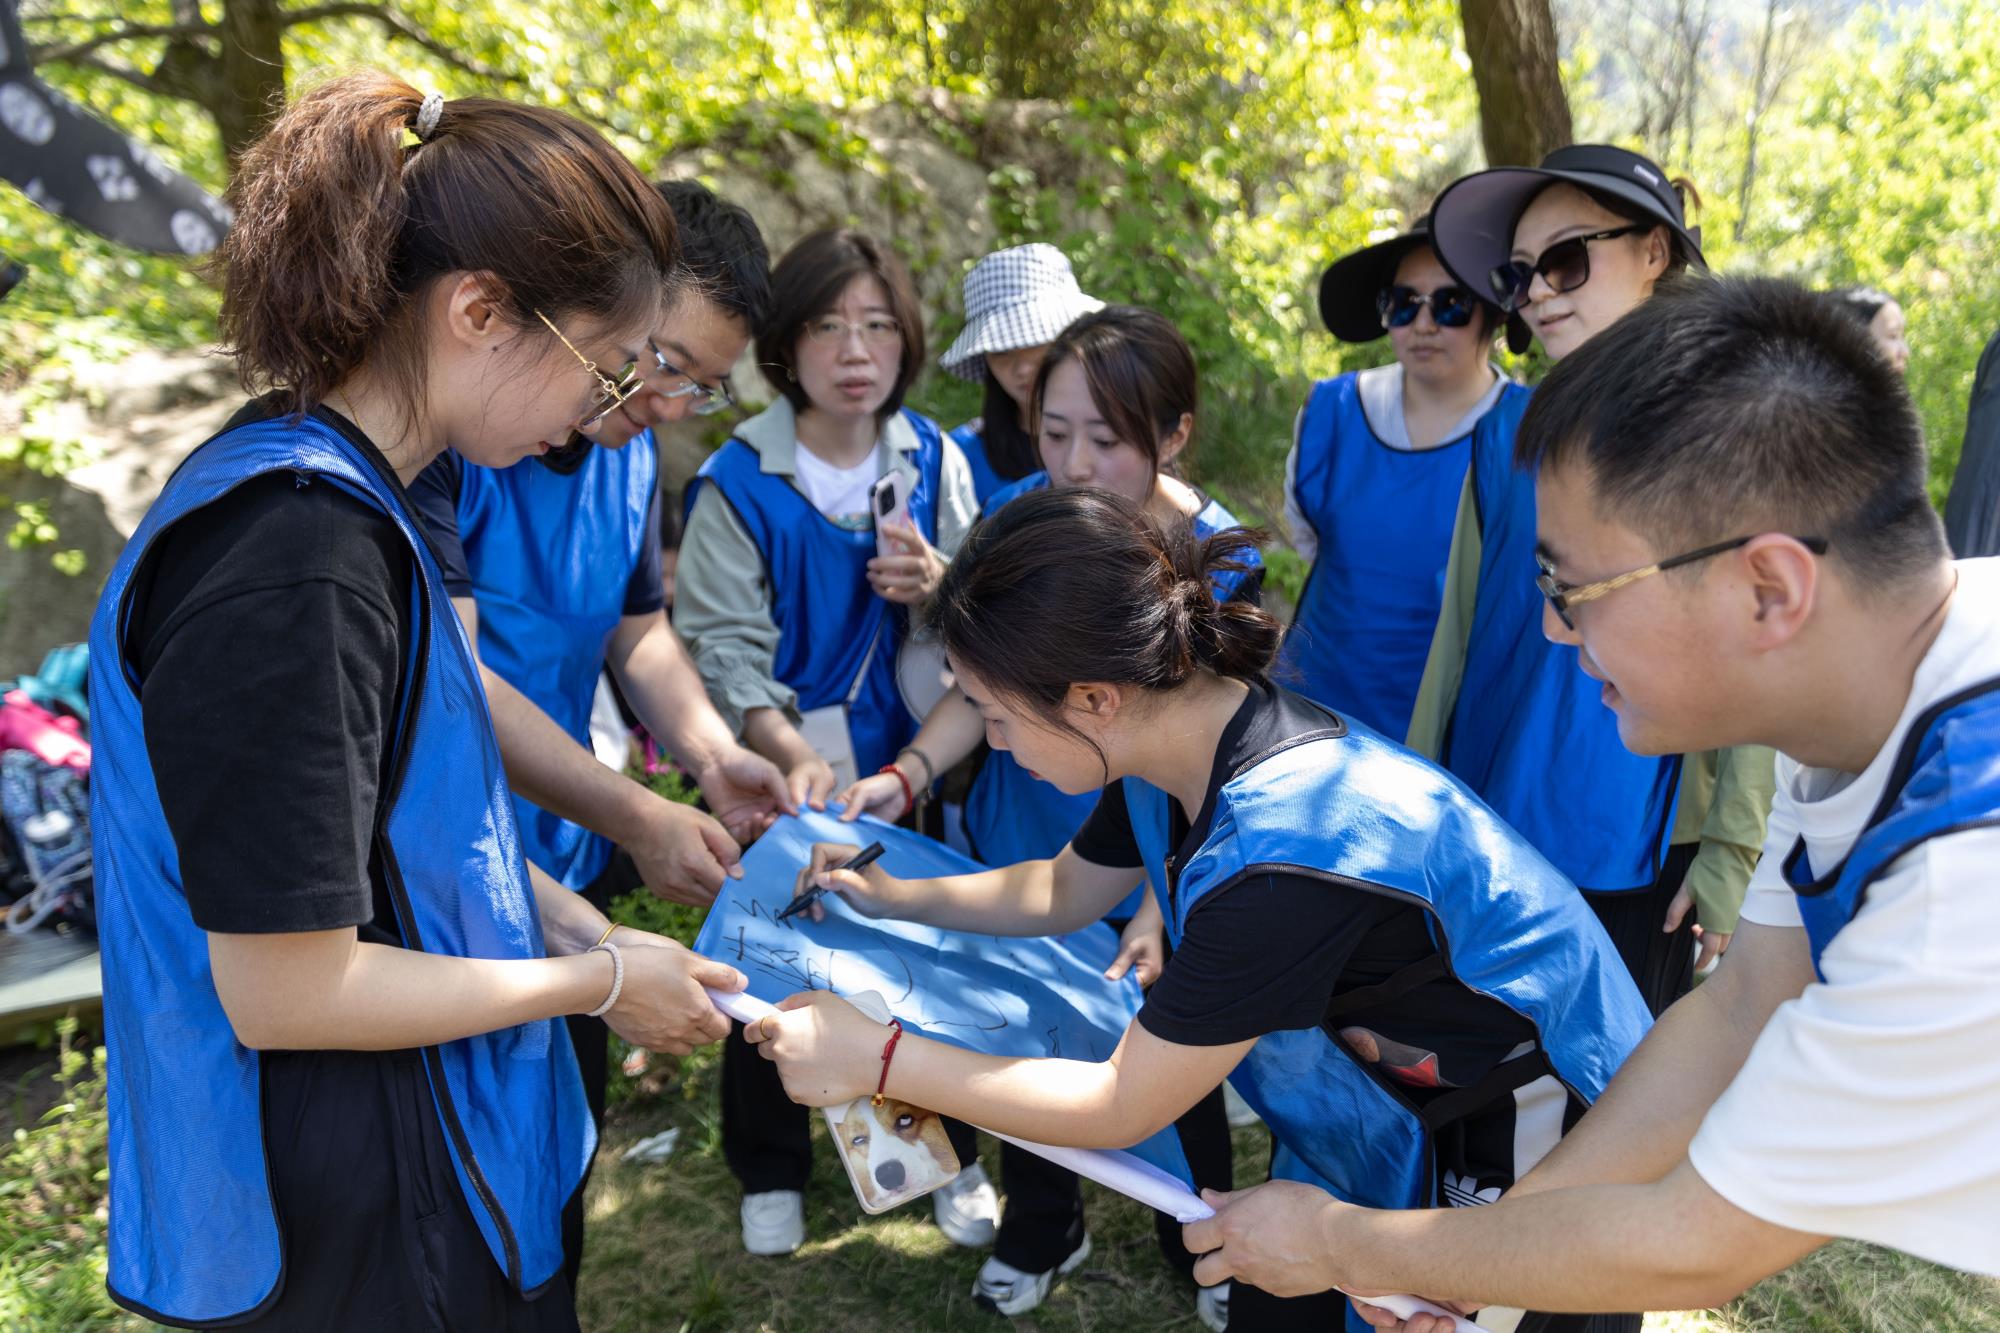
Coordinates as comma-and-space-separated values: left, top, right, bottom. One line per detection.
785, 841, 910, 922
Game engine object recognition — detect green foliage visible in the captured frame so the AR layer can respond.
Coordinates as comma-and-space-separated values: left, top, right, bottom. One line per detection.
1727, 2, 2000, 505
1570, 2, 2000, 508
0, 1019, 128, 1329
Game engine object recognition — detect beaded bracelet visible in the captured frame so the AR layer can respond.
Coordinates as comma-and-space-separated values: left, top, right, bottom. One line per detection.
878, 762, 915, 812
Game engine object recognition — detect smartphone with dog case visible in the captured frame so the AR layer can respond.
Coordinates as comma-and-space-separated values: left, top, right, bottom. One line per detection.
822, 990, 962, 1214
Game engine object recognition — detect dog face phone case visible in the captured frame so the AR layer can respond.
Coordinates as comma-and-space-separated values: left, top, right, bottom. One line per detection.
823, 990, 961, 1213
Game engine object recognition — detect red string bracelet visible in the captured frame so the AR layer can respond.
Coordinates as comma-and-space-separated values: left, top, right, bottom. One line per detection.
878, 762, 915, 813
872, 1019, 904, 1107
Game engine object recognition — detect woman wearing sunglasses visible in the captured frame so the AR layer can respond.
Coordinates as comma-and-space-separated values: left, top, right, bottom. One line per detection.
1418, 145, 1773, 1018
675, 227, 985, 1259
86, 74, 749, 1330
1278, 216, 1525, 742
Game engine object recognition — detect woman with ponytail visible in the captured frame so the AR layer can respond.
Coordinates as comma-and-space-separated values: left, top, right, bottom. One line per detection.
834, 305, 1254, 1324
749, 487, 1653, 1333
87, 72, 746, 1329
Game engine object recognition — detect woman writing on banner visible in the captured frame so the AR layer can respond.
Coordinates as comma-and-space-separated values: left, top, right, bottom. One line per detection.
749, 486, 1652, 1333
673, 227, 988, 1257
838, 304, 1253, 1325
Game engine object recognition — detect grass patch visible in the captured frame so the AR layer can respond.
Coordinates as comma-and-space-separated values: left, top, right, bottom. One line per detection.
578, 1042, 1268, 1332
5, 929, 1996, 1330
0, 1019, 135, 1331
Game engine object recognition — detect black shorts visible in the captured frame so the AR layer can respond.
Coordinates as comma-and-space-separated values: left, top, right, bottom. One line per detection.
229, 1045, 579, 1333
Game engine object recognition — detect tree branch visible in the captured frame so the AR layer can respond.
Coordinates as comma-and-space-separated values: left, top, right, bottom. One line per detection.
280, 3, 522, 85
28, 18, 216, 67
48, 50, 172, 95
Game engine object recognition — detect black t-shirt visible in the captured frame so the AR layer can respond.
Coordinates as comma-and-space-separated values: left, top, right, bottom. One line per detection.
1076, 681, 1536, 1093
126, 400, 415, 943
408, 448, 665, 615
118, 404, 573, 1308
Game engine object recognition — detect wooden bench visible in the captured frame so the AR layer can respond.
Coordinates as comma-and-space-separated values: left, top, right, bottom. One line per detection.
0, 926, 101, 1040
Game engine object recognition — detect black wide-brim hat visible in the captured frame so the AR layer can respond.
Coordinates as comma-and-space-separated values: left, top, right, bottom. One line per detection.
1318, 214, 1521, 350
1429, 144, 1705, 322
1318, 219, 1435, 344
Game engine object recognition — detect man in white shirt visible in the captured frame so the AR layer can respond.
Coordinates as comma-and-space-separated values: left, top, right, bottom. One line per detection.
1183, 275, 2000, 1321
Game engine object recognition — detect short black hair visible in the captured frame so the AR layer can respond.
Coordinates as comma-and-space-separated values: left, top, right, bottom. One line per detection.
757, 228, 926, 420
1516, 274, 1945, 589
655, 179, 772, 331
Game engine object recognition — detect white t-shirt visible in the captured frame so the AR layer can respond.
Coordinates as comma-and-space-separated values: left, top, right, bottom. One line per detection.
792, 441, 881, 531
1687, 557, 2000, 1277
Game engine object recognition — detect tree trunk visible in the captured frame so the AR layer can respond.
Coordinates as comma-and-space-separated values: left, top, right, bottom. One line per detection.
1733, 0, 1781, 241
210, 0, 287, 165
1458, 0, 1573, 166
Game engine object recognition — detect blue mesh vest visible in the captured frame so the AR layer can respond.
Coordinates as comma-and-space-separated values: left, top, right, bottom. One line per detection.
88, 417, 591, 1325
1279, 375, 1529, 740
964, 471, 1262, 926
1786, 675, 2000, 979
457, 433, 659, 888
1443, 418, 1680, 890
949, 420, 1008, 509
1123, 706, 1649, 1216
684, 410, 944, 778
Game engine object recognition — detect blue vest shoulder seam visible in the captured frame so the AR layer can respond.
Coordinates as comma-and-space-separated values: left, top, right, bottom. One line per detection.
1790, 672, 2000, 896
1218, 723, 1348, 785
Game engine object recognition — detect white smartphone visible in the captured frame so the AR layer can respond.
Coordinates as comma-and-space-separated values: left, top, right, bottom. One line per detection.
870, 471, 914, 561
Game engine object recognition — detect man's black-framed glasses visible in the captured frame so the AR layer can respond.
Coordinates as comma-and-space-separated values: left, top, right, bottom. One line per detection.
644, 339, 735, 418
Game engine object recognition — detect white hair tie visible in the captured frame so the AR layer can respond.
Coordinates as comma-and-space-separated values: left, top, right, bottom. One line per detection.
413, 91, 445, 142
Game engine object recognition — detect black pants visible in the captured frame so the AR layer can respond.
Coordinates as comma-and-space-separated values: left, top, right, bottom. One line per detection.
987, 1081, 1235, 1275
557, 850, 645, 1294
1583, 841, 1702, 1018
245, 1046, 579, 1332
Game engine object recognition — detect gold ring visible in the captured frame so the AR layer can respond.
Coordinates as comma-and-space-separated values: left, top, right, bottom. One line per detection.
760, 1015, 776, 1041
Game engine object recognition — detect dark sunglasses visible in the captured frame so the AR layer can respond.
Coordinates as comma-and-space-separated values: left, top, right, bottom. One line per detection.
1489, 224, 1647, 313
1376, 283, 1479, 330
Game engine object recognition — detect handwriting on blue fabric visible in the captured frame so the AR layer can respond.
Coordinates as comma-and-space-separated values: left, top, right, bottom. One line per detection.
694, 810, 1190, 1179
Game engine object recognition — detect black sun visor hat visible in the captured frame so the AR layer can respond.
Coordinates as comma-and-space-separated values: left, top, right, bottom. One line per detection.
1429, 144, 1704, 329
1317, 214, 1507, 345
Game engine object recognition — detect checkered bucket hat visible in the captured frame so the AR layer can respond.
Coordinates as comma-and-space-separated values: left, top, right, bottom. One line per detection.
940, 244, 1104, 382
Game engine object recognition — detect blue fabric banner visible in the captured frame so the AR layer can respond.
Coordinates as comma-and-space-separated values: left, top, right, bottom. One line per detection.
695, 809, 1192, 1181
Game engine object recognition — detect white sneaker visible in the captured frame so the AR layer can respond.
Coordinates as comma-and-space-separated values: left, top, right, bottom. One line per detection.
740, 1190, 805, 1256
1196, 1281, 1231, 1331
931, 1162, 1000, 1247
1222, 1082, 1261, 1129
971, 1233, 1092, 1316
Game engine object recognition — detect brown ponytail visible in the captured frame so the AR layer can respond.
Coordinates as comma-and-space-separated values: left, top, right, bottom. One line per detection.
928, 487, 1277, 752
216, 70, 677, 420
